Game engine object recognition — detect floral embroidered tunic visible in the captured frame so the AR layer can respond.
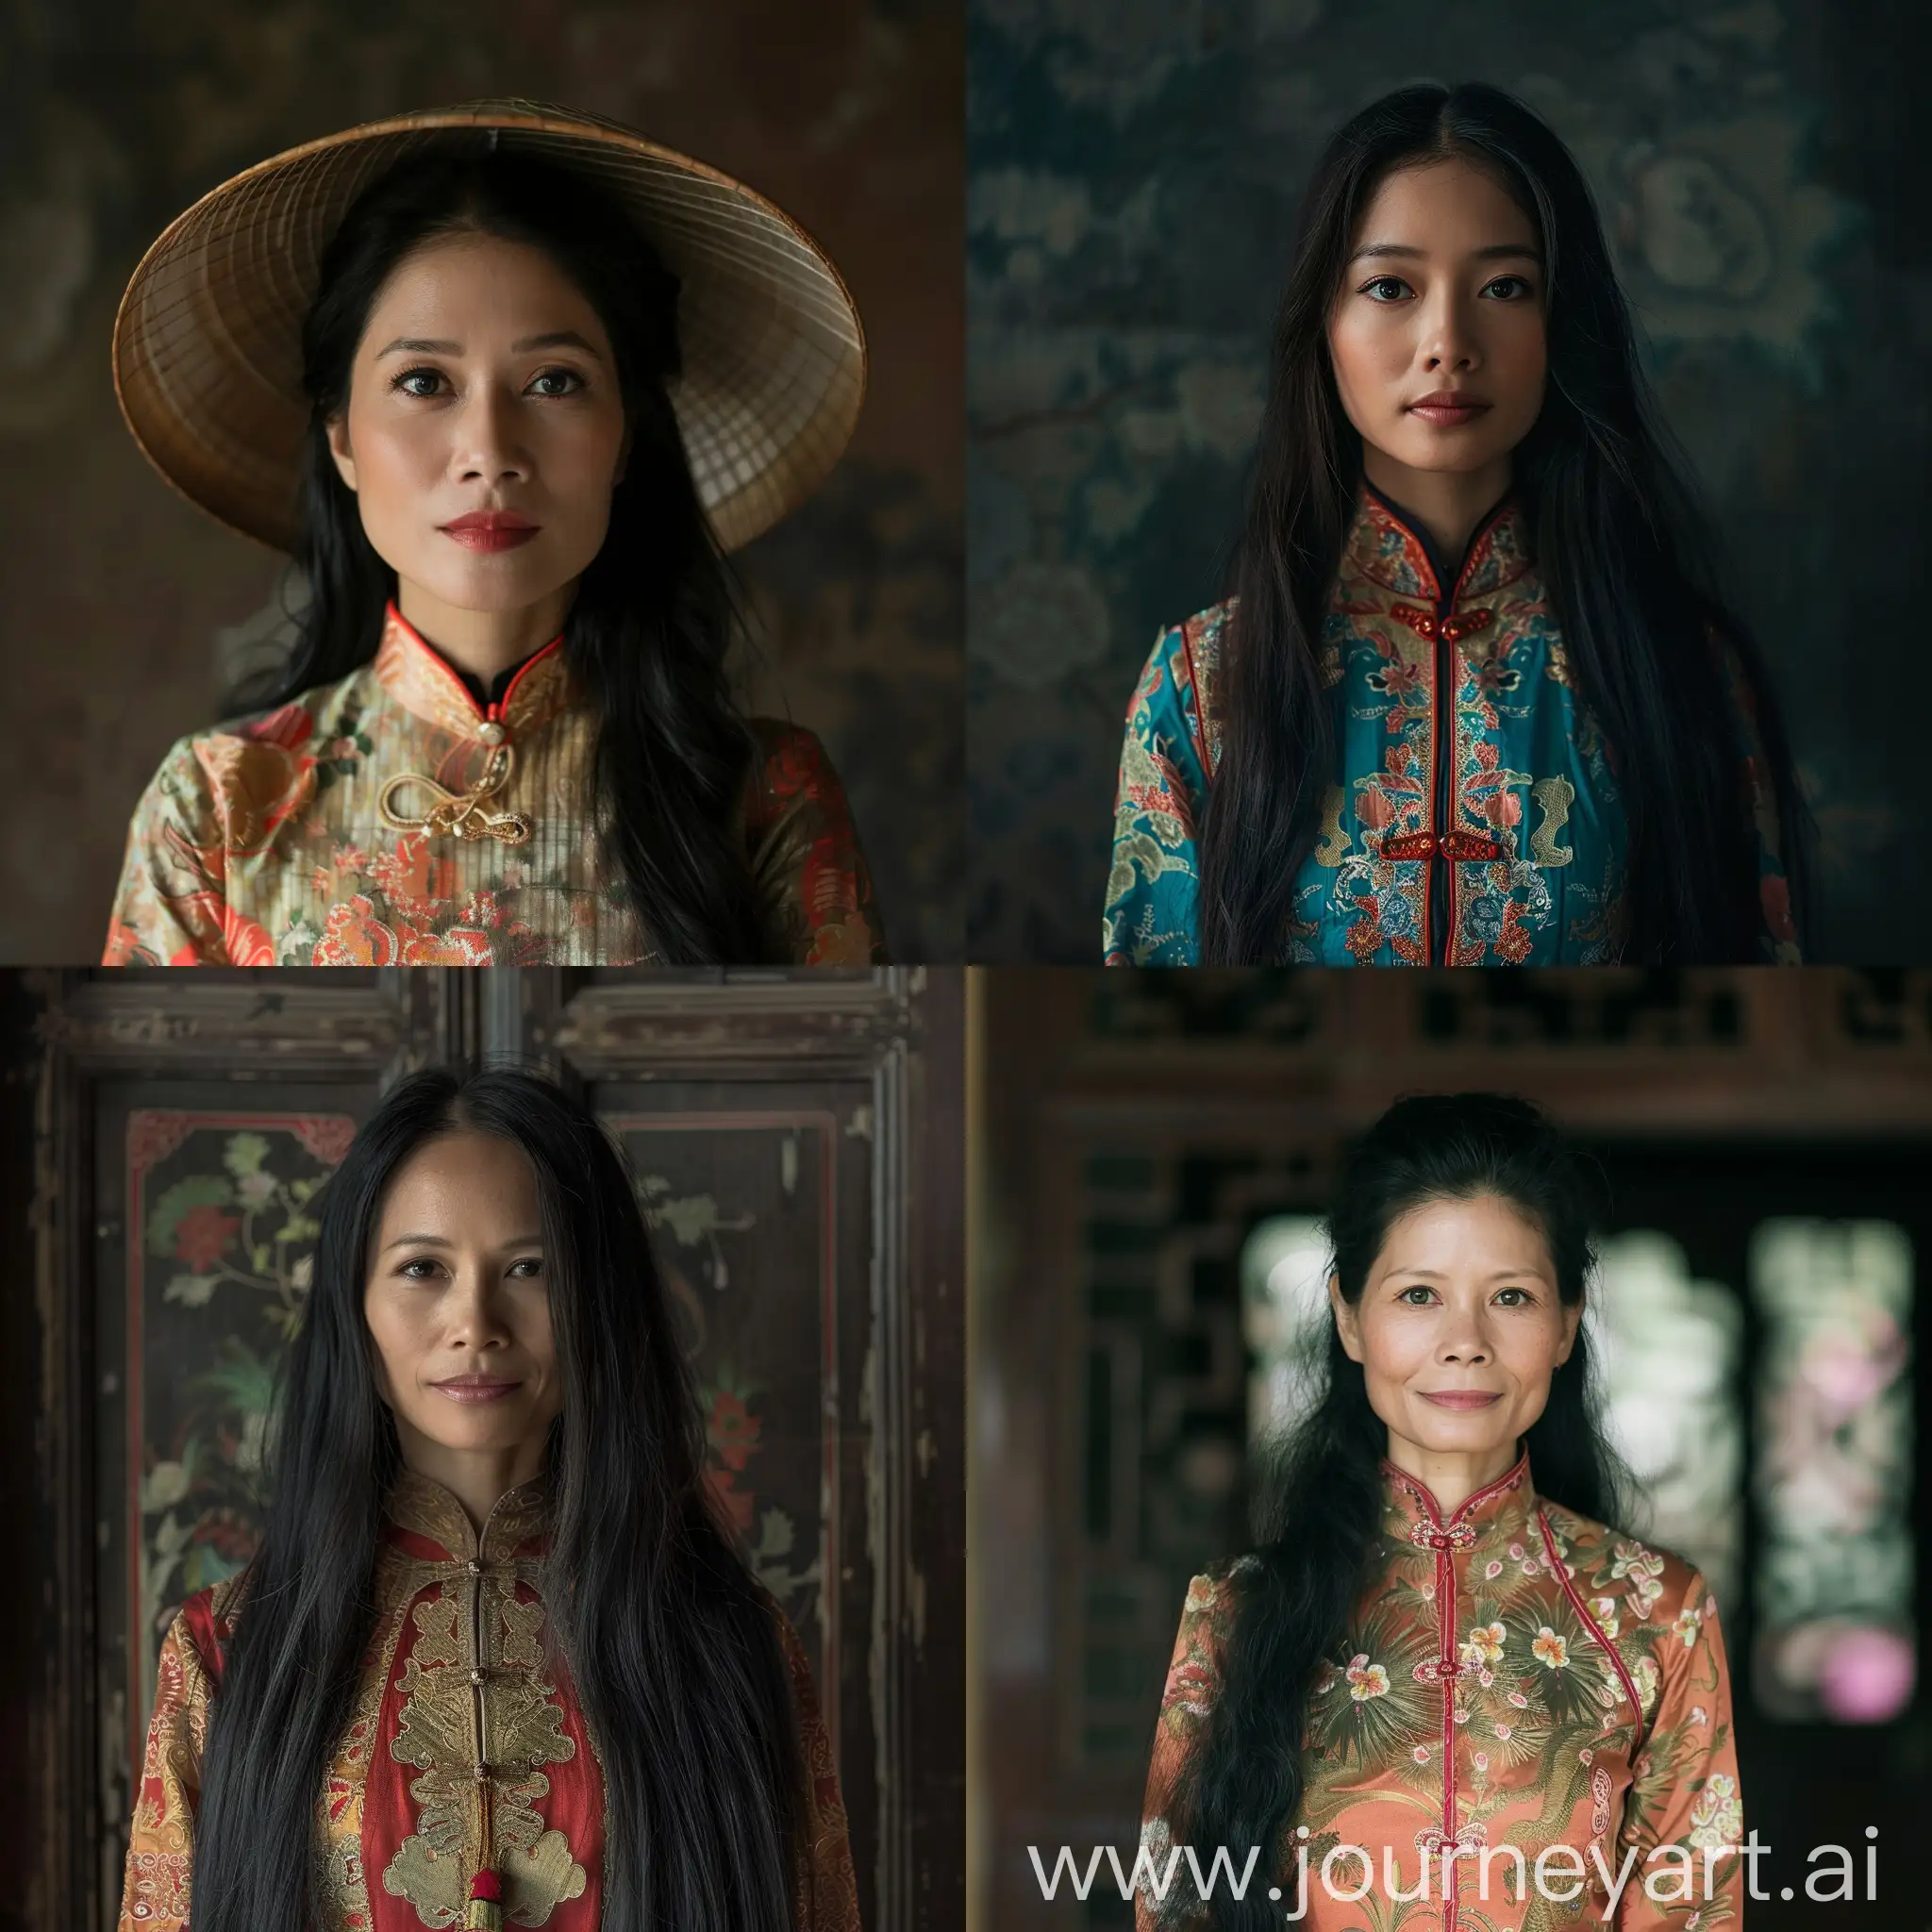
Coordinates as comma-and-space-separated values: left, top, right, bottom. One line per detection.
105, 603, 886, 967
1138, 1451, 1743, 1930
1103, 483, 1798, 966
118, 1470, 861, 1932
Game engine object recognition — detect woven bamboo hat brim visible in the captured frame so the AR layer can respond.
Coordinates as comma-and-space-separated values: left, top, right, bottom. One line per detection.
112, 99, 866, 555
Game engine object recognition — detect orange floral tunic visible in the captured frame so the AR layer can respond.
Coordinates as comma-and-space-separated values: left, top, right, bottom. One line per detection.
1139, 1450, 1743, 1929
104, 603, 886, 967
118, 1470, 861, 1932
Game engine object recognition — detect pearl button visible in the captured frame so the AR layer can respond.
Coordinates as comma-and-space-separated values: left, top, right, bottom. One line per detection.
477, 721, 507, 745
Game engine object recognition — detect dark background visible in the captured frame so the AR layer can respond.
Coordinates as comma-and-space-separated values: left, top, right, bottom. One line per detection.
0, 0, 963, 963
967, 0, 1930, 962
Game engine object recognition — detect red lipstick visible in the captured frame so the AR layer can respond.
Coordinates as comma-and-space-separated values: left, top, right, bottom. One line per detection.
440, 509, 541, 553
430, 1373, 523, 1405
1406, 390, 1491, 429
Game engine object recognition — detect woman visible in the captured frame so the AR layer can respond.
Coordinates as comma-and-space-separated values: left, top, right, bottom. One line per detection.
1138, 1094, 1741, 1930
119, 1067, 859, 1932
106, 101, 884, 967
1104, 82, 1805, 967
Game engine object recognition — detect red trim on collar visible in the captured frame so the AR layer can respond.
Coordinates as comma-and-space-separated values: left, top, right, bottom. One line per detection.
383, 599, 565, 724
1379, 1446, 1531, 1526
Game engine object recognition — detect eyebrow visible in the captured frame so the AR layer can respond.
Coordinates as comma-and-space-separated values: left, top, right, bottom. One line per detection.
1349, 242, 1542, 266
380, 1232, 545, 1252
373, 331, 605, 359
1384, 1266, 1548, 1284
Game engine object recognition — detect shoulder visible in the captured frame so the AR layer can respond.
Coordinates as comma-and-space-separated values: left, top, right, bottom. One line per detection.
1536, 1502, 1711, 1641
1132, 601, 1235, 716
171, 1571, 252, 1687
747, 718, 847, 803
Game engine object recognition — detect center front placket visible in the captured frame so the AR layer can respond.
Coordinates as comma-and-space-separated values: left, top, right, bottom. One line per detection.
1394, 1463, 1525, 1932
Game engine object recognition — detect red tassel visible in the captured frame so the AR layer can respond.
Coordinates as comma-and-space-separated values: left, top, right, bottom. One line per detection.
466, 1867, 503, 1929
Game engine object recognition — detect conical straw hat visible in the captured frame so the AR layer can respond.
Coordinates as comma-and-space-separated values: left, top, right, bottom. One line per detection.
112, 98, 866, 555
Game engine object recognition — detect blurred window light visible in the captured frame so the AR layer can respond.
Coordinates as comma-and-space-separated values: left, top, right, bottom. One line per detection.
1750, 1220, 1915, 1724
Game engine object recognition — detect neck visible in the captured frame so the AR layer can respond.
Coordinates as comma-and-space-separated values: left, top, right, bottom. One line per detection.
1381, 1431, 1521, 1517
393, 1422, 550, 1535
1362, 444, 1512, 568
395, 579, 576, 686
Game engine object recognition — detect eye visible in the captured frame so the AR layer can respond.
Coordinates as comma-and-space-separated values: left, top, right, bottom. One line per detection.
397, 1256, 444, 1281
526, 367, 585, 397
1481, 275, 1536, 301
391, 366, 447, 398
1360, 275, 1413, 303
1493, 1287, 1532, 1306
507, 1257, 546, 1279
1398, 1285, 1436, 1306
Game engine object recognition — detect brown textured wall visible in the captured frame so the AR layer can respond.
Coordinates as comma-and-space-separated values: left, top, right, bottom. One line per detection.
0, 0, 962, 962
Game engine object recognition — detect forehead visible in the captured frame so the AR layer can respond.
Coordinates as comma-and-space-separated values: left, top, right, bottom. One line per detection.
1372, 1192, 1556, 1277
375, 1131, 541, 1226
360, 231, 609, 340
1350, 158, 1540, 254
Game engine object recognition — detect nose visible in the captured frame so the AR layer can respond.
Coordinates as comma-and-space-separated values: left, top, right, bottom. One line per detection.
449, 379, 533, 487
1437, 1310, 1492, 1365
1417, 285, 1482, 375
442, 1264, 513, 1349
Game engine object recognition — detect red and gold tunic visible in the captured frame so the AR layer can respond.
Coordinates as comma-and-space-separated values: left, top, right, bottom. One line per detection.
1139, 1450, 1743, 1929
118, 1470, 861, 1931
104, 602, 886, 967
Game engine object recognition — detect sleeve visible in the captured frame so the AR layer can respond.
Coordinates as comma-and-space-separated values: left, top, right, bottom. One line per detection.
1104, 626, 1208, 967
103, 736, 233, 966
117, 1606, 218, 1932
1135, 1573, 1230, 1932
775, 1613, 863, 1932
746, 724, 890, 967
1711, 631, 1801, 965
1612, 1568, 1744, 1930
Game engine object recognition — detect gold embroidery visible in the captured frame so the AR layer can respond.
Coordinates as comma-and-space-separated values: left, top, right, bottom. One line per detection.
379, 1480, 586, 1932
1313, 787, 1349, 867
312, 1574, 414, 1932
1530, 775, 1577, 868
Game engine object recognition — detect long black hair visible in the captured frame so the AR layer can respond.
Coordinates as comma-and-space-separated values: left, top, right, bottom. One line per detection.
244, 145, 774, 962
1197, 82, 1808, 965
188, 1067, 806, 1932
1174, 1093, 1632, 1930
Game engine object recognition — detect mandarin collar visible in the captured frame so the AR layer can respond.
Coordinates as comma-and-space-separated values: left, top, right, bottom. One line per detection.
384, 1464, 552, 1563
1342, 481, 1534, 608
1378, 1444, 1537, 1552
371, 600, 574, 741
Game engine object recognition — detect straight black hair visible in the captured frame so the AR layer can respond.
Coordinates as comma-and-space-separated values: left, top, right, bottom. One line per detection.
187, 1067, 806, 1932
1174, 1093, 1632, 1930
1197, 81, 1808, 964
243, 146, 774, 962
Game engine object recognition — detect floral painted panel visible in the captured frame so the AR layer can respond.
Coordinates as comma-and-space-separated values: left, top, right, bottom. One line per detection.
124, 1109, 357, 1772
610, 1112, 841, 1729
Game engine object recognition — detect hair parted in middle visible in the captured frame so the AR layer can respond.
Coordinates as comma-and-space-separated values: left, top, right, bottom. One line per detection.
184, 1065, 808, 1932
1197, 82, 1808, 966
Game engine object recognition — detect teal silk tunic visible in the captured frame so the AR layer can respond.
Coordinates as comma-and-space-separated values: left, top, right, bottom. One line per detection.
1102, 484, 1798, 967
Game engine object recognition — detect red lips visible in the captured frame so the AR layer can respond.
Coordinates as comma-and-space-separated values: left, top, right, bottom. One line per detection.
439, 509, 541, 553
1406, 390, 1491, 427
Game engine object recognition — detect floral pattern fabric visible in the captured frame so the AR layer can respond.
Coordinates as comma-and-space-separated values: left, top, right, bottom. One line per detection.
118, 1468, 861, 1932
1103, 484, 1799, 966
106, 603, 887, 967
1139, 1450, 1743, 1930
